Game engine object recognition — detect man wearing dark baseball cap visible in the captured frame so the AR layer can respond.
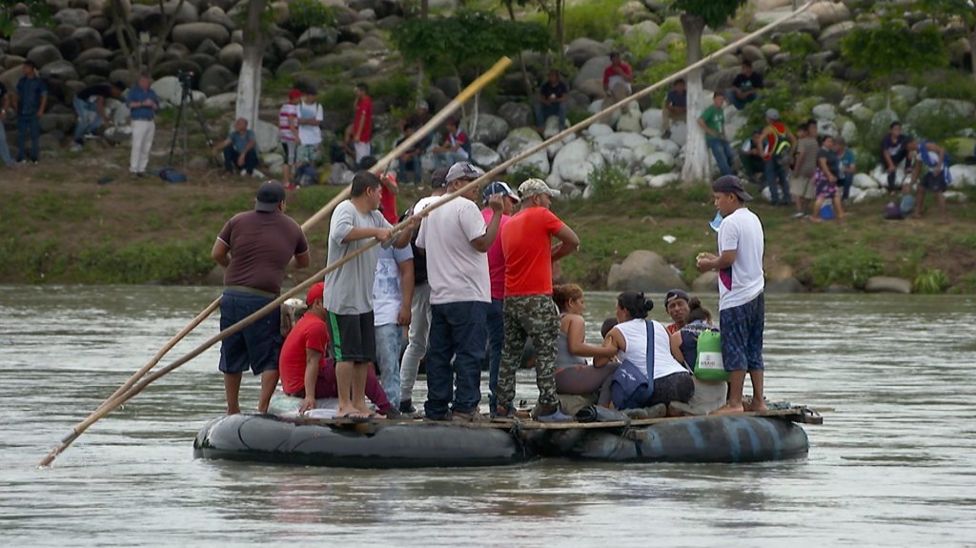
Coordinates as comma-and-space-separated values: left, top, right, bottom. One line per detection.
696, 175, 766, 415
212, 180, 310, 415
664, 289, 691, 335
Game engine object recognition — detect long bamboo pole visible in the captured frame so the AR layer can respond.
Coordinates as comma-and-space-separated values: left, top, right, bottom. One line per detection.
88, 58, 514, 416
40, 1, 815, 467
40, 58, 513, 467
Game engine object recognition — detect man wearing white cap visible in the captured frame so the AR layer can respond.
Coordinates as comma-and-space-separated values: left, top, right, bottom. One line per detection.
416, 162, 504, 421
496, 179, 580, 421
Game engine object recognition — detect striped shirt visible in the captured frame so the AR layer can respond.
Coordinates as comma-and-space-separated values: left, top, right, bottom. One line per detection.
278, 103, 298, 142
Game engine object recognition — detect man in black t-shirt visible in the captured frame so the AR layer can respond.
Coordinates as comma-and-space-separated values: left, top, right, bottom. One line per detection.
534, 70, 568, 133
662, 78, 687, 138
880, 121, 912, 194
725, 60, 764, 110
0, 82, 14, 167
71, 80, 124, 150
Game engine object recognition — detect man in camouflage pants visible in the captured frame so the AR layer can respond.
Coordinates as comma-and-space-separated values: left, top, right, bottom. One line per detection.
497, 179, 580, 421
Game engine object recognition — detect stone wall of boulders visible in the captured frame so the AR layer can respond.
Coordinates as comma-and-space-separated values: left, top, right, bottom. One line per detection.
2, 0, 976, 196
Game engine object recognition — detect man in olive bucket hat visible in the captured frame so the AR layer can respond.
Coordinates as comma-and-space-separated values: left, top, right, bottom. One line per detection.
212, 180, 310, 415
496, 179, 580, 421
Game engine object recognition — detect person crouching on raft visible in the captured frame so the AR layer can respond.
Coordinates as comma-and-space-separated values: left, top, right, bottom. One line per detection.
552, 284, 618, 403
278, 282, 394, 416
596, 292, 694, 410
696, 175, 767, 414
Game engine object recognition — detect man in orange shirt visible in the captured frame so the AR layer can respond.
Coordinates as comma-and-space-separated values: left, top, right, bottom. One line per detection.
496, 179, 580, 421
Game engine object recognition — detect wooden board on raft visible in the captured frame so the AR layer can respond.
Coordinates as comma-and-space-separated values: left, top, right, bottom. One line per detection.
279, 405, 824, 432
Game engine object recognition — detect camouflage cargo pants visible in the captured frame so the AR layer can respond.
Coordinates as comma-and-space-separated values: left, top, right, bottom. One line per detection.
498, 295, 559, 409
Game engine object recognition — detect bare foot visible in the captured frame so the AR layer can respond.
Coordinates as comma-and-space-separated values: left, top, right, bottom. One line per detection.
747, 400, 768, 413
710, 403, 745, 415
338, 406, 368, 418
354, 405, 377, 418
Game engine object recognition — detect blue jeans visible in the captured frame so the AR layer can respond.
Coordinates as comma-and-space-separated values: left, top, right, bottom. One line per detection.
424, 301, 488, 418
706, 137, 735, 176
486, 298, 504, 409
218, 290, 281, 376
223, 147, 259, 174
534, 101, 567, 130
840, 174, 853, 201
72, 97, 101, 143
397, 155, 422, 184
0, 123, 14, 166
16, 115, 40, 162
724, 89, 756, 110
763, 158, 790, 204
374, 323, 403, 409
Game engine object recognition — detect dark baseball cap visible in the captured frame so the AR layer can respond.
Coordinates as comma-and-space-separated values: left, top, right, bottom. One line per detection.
482, 181, 520, 204
664, 289, 689, 307
712, 175, 752, 202
255, 180, 286, 212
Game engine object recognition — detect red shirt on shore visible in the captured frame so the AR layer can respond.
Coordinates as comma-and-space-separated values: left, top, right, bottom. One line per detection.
353, 95, 373, 143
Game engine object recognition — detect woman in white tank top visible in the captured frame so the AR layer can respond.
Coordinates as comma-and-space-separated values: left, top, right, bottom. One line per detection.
595, 291, 695, 409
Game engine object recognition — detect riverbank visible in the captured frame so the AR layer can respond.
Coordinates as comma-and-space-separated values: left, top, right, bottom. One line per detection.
3, 152, 975, 292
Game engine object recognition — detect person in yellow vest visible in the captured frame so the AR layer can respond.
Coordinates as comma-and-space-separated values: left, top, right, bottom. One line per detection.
758, 109, 796, 206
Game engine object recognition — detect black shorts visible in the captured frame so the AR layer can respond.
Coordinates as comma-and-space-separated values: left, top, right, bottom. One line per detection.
921, 171, 948, 193
326, 310, 376, 364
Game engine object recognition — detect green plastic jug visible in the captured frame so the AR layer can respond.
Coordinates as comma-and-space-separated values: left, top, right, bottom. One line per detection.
693, 329, 729, 382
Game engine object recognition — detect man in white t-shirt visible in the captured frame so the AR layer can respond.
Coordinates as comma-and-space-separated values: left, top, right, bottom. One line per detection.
415, 161, 504, 421
696, 175, 766, 415
297, 88, 324, 165
372, 242, 414, 411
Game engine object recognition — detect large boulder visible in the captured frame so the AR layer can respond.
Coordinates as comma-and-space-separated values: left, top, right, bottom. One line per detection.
949, 164, 976, 187
607, 250, 689, 292
864, 276, 912, 294
691, 271, 718, 293
463, 114, 509, 147
808, 1, 851, 26
753, 10, 819, 35
40, 60, 78, 80
497, 127, 549, 175
217, 43, 243, 70
53, 8, 90, 28
171, 22, 230, 50
905, 98, 976, 129
253, 118, 280, 153
498, 101, 532, 129
470, 142, 502, 170
819, 21, 856, 51
10, 27, 59, 56
573, 55, 610, 94
297, 26, 339, 54
201, 6, 235, 30
199, 64, 236, 96
553, 138, 593, 184
151, 75, 183, 106
566, 37, 611, 66
26, 44, 63, 68
69, 27, 102, 50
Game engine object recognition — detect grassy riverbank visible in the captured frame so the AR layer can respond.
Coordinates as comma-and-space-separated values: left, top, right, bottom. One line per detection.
3, 151, 976, 292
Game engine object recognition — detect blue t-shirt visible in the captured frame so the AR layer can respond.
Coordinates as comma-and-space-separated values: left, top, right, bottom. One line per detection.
126, 87, 159, 121
666, 89, 687, 108
16, 76, 47, 117
229, 129, 255, 153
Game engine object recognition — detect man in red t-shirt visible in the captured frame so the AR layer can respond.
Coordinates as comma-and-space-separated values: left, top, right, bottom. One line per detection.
496, 179, 580, 421
603, 52, 634, 102
347, 82, 373, 164
278, 282, 393, 415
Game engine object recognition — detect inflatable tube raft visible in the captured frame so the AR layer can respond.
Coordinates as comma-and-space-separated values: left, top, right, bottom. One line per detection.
194, 411, 813, 467
193, 414, 530, 468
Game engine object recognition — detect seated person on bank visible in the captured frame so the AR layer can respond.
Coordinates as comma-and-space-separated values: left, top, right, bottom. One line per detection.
214, 117, 259, 175
725, 60, 764, 110
430, 117, 470, 169
394, 124, 425, 184
278, 282, 394, 416
595, 291, 694, 410
535, 69, 568, 133
552, 284, 618, 402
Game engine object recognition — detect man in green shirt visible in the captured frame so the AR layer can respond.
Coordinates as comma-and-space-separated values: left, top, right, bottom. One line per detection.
698, 92, 735, 177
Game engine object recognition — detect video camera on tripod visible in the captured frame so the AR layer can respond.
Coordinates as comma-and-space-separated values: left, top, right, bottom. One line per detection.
167, 68, 215, 168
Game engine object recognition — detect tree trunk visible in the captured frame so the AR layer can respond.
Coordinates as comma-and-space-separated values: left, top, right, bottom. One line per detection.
555, 0, 565, 55
505, 1, 535, 97
235, 0, 266, 126
680, 13, 710, 185
969, 25, 976, 80
420, 0, 428, 19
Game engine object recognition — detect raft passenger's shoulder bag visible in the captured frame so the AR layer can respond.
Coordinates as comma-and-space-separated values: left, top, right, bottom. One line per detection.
693, 328, 729, 382
610, 320, 655, 410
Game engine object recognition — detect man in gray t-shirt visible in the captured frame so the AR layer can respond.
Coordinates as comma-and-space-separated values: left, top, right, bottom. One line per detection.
324, 171, 415, 418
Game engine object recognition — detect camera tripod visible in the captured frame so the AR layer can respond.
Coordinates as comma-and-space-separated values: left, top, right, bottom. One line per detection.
167, 74, 214, 167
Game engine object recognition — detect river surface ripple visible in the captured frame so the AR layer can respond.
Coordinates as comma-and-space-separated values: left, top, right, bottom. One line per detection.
1, 286, 975, 546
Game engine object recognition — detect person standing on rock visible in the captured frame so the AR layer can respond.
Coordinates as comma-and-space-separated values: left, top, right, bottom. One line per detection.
71, 81, 125, 152
398, 167, 449, 414
279, 89, 301, 188
12, 60, 47, 165
212, 180, 310, 415
603, 52, 633, 103
496, 179, 580, 421
698, 92, 735, 177
758, 109, 795, 206
696, 175, 766, 415
296, 87, 324, 179
0, 80, 16, 168
126, 74, 160, 177
347, 82, 373, 164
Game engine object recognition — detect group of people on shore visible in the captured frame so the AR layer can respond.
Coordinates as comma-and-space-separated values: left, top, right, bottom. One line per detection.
211, 162, 768, 420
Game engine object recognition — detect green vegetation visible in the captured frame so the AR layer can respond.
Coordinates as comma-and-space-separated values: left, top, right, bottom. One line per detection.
588, 162, 630, 198
913, 269, 951, 294
810, 248, 884, 289
562, 0, 627, 42
841, 19, 948, 91
282, 0, 336, 34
